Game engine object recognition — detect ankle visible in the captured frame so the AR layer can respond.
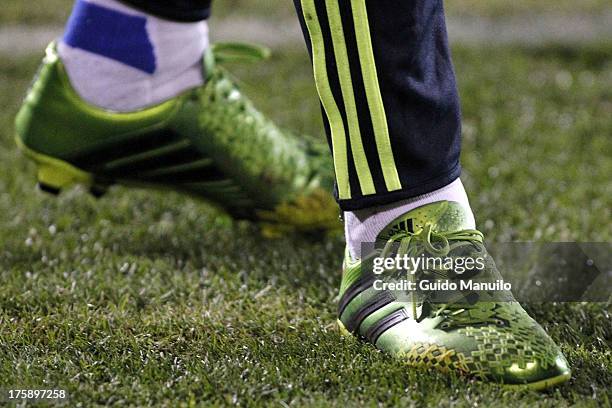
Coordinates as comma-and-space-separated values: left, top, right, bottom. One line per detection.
59, 0, 208, 112
344, 178, 475, 258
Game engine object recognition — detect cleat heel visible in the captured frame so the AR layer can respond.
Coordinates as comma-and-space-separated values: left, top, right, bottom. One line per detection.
36, 163, 80, 192
16, 136, 93, 195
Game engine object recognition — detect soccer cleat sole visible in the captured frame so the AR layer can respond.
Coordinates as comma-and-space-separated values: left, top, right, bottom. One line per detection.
503, 371, 572, 391
336, 319, 570, 391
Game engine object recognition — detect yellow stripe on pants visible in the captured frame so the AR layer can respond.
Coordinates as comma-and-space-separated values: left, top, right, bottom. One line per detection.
325, 1, 376, 196
351, 0, 402, 192
301, 0, 351, 199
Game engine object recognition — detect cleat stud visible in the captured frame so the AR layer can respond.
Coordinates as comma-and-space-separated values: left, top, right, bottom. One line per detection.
38, 182, 61, 196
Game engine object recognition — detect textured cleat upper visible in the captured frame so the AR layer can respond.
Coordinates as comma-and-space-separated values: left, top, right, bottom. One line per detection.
15, 43, 339, 232
338, 201, 571, 389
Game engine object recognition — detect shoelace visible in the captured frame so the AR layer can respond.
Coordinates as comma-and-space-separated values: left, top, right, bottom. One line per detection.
210, 42, 271, 64
379, 224, 486, 323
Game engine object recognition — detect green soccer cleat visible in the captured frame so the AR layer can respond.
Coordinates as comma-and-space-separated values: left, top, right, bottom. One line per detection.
15, 42, 339, 233
337, 201, 571, 390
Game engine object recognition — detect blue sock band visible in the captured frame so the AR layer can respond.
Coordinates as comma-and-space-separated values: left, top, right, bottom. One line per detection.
63, 0, 156, 73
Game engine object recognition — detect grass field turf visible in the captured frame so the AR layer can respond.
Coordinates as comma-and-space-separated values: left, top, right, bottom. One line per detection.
2, 0, 611, 24
0, 27, 611, 408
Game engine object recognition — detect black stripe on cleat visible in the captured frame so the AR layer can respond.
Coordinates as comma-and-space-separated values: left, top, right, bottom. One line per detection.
338, 274, 377, 317
69, 129, 183, 170
365, 308, 409, 345
38, 182, 60, 196
344, 291, 395, 334
101, 145, 202, 177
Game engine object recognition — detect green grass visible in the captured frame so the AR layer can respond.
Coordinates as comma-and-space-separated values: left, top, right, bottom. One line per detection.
447, 0, 611, 18
1, 38, 611, 408
1, 0, 611, 24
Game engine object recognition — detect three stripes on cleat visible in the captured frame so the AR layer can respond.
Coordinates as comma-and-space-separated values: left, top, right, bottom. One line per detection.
338, 273, 409, 345
32, 128, 254, 209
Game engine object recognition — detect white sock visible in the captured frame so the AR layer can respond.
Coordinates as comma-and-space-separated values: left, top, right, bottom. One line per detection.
344, 178, 476, 258
58, 0, 208, 112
